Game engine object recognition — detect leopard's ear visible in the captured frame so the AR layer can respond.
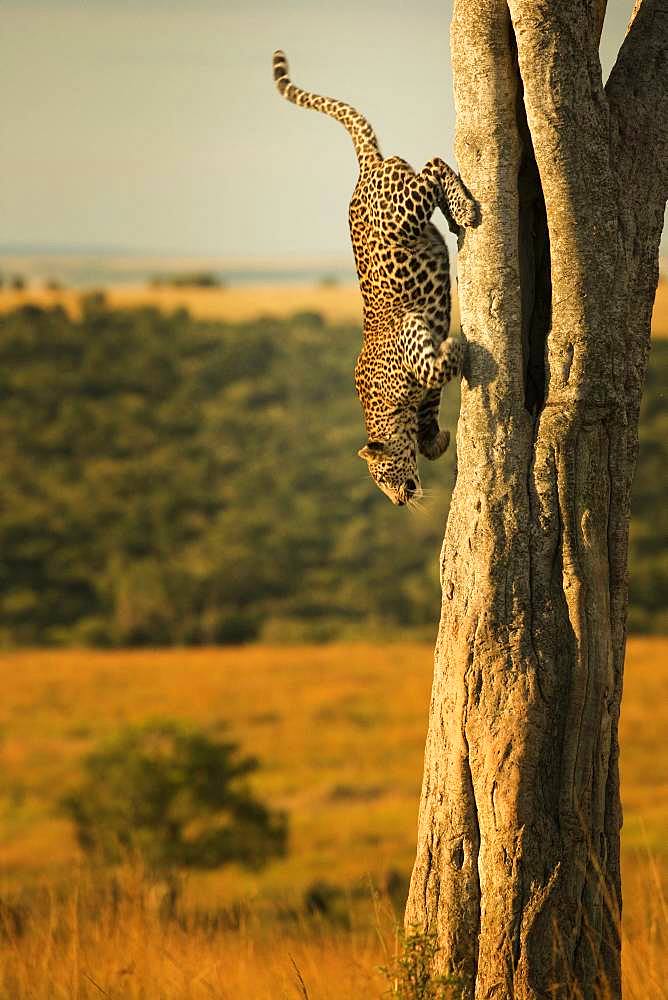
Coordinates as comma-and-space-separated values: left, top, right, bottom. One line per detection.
357, 441, 386, 461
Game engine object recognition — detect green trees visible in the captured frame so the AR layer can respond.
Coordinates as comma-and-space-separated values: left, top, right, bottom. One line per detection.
62, 721, 287, 872
0, 300, 664, 646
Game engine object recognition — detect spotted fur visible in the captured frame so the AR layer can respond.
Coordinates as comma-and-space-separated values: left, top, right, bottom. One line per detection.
273, 50, 476, 506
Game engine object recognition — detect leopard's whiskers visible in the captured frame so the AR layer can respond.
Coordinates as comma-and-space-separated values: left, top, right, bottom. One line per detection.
407, 496, 430, 516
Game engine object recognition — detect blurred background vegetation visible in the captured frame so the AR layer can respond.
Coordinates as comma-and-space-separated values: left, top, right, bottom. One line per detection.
0, 288, 665, 997
0, 2, 663, 991
61, 720, 287, 875
0, 297, 665, 648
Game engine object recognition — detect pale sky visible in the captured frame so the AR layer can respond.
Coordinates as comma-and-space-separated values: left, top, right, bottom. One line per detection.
2, 0, 652, 261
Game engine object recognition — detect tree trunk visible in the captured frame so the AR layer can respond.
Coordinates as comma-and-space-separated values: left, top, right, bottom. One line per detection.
404, 3, 667, 998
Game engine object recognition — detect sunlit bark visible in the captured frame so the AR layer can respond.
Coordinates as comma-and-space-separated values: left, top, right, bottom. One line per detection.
405, 2, 667, 997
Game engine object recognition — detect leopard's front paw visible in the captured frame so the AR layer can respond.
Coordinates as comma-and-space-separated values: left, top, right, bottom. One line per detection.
458, 198, 478, 228
419, 428, 450, 461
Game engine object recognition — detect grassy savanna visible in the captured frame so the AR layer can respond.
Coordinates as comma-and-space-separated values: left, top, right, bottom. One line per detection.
0, 282, 366, 326
1, 274, 667, 331
0, 639, 666, 998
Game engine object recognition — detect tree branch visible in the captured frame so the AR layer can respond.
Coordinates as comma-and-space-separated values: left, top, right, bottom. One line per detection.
607, 0, 668, 199
627, 0, 646, 32
508, 0, 618, 412
592, 0, 607, 45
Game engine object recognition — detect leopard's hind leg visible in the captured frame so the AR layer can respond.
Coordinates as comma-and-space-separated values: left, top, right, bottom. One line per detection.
401, 315, 465, 459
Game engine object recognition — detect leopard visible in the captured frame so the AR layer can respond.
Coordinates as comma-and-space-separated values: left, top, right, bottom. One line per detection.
273, 50, 476, 507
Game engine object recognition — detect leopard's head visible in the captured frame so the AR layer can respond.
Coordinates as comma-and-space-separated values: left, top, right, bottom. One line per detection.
357, 440, 422, 507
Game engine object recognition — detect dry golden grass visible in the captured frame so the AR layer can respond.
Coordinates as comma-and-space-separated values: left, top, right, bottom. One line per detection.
1, 278, 668, 332
0, 873, 394, 1000
1, 869, 663, 1000
652, 278, 668, 335
0, 639, 666, 998
0, 283, 366, 325
0, 645, 435, 897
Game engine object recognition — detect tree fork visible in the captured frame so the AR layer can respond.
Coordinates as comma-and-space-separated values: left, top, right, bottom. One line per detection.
405, 2, 667, 998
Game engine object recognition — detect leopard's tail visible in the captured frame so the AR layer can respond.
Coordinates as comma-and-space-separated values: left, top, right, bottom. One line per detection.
273, 50, 381, 169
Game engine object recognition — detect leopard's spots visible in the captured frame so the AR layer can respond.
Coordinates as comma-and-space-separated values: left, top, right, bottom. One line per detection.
274, 50, 476, 506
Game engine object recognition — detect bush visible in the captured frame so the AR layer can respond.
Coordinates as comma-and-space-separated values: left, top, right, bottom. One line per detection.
303, 880, 350, 926
381, 928, 465, 999
0, 305, 663, 645
61, 720, 287, 873
319, 274, 340, 287
150, 272, 224, 288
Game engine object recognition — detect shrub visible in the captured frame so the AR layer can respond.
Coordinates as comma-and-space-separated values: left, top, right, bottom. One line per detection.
303, 880, 350, 927
381, 928, 465, 999
61, 720, 287, 873
319, 273, 340, 287
150, 272, 223, 288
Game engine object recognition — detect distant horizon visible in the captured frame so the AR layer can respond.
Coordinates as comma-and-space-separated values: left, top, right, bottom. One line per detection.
0, 246, 358, 290
0, 243, 668, 271
0, 244, 353, 267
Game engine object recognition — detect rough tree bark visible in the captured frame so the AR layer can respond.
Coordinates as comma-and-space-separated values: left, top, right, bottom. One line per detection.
405, 2, 667, 998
